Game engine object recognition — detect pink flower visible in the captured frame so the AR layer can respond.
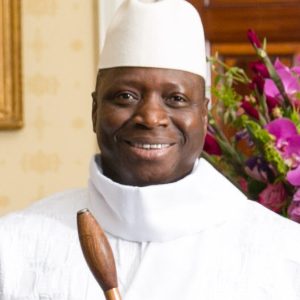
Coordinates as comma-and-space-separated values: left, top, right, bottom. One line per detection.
204, 132, 222, 156
265, 118, 298, 150
247, 29, 262, 48
292, 66, 300, 76
265, 118, 300, 186
264, 59, 300, 106
288, 189, 300, 223
258, 182, 287, 213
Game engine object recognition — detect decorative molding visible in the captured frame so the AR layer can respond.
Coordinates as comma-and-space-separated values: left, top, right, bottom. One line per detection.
0, 0, 22, 129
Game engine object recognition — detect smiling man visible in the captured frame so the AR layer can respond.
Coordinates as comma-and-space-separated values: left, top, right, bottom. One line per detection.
93, 67, 207, 186
1, 0, 300, 299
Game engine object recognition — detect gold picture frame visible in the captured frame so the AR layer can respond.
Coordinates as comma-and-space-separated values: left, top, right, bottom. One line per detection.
0, 0, 22, 129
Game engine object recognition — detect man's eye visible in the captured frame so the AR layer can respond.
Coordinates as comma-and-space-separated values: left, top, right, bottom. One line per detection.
172, 95, 185, 102
114, 92, 138, 103
118, 93, 133, 99
166, 95, 188, 107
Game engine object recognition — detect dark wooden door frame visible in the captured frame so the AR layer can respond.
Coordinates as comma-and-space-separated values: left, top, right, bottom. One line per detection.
188, 0, 300, 43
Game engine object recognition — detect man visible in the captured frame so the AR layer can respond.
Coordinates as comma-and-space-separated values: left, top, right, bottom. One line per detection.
1, 0, 300, 299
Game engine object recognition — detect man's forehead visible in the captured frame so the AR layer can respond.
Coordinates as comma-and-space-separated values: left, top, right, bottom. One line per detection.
98, 67, 205, 87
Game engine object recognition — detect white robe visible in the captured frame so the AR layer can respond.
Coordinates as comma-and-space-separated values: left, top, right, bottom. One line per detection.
0, 156, 300, 300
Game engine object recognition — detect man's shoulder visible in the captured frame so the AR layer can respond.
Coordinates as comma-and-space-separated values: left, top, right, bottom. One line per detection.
0, 189, 92, 298
28, 188, 89, 214
242, 198, 300, 234
237, 199, 300, 262
0, 188, 89, 235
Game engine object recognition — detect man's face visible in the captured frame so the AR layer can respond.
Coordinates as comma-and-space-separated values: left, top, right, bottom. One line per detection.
92, 67, 208, 186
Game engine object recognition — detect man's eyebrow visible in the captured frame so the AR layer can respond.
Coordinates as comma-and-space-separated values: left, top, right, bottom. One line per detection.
102, 78, 144, 88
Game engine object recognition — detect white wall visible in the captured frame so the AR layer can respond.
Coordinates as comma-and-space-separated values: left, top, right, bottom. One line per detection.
0, 0, 98, 215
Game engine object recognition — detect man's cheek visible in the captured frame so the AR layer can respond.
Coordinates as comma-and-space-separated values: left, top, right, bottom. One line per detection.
99, 114, 120, 132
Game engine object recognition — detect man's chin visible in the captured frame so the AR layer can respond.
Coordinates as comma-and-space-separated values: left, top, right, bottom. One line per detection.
101, 154, 194, 186
116, 166, 186, 187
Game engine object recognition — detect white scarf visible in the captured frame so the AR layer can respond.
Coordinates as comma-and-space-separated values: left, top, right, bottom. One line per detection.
88, 155, 246, 242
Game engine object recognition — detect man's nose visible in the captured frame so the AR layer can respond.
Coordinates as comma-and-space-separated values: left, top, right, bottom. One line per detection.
132, 94, 169, 129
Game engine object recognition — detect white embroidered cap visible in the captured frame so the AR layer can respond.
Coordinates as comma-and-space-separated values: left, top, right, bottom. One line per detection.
99, 0, 207, 80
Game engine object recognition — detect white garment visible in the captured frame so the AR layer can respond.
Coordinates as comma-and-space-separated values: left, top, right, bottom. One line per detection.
0, 156, 300, 300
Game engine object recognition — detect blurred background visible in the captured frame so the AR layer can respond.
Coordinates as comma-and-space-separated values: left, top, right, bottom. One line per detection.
1, 0, 300, 215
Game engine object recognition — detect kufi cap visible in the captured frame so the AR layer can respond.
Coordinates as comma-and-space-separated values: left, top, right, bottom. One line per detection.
99, 0, 207, 80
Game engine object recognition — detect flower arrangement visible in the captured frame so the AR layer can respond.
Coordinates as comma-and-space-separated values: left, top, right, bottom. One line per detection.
203, 29, 300, 223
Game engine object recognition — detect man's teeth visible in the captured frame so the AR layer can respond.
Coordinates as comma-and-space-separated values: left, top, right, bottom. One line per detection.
131, 143, 170, 149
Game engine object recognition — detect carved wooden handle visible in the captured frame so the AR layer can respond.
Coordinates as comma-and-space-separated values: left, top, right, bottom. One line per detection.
77, 208, 121, 300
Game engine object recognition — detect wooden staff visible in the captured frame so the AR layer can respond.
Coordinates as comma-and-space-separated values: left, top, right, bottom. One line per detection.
77, 208, 121, 300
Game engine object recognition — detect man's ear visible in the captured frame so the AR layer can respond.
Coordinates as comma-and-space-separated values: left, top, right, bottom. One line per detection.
91, 91, 97, 133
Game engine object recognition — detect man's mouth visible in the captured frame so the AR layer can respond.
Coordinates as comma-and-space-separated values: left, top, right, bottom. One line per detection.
122, 139, 175, 160
127, 142, 172, 150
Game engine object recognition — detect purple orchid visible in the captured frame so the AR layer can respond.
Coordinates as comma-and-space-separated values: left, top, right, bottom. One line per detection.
284, 136, 300, 186
292, 66, 300, 76
265, 118, 300, 186
265, 118, 298, 148
264, 59, 300, 106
